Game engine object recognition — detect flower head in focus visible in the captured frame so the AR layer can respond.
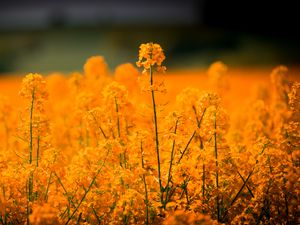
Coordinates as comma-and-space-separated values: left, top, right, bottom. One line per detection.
19, 73, 48, 100
136, 42, 166, 74
19, 73, 48, 112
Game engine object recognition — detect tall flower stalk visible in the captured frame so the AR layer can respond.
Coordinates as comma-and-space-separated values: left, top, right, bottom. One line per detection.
19, 73, 48, 224
149, 64, 163, 200
137, 42, 166, 205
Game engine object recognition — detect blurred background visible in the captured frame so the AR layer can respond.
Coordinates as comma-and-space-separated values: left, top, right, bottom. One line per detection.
0, 0, 299, 74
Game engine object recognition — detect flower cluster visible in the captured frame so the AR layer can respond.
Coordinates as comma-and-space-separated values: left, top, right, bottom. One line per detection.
136, 42, 166, 74
0, 43, 299, 225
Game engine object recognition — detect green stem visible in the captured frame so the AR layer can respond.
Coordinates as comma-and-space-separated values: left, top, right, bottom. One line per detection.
29, 89, 35, 164
114, 97, 121, 138
221, 144, 269, 222
193, 105, 207, 204
178, 176, 190, 202
60, 188, 79, 219
90, 111, 107, 139
92, 206, 102, 224
27, 90, 35, 225
75, 212, 82, 225
222, 169, 254, 222
192, 106, 207, 128
164, 119, 178, 208
109, 118, 115, 139
54, 173, 76, 208
184, 185, 189, 207
177, 131, 196, 164
64, 148, 110, 225
202, 163, 205, 200
237, 170, 254, 197
28, 174, 33, 202
149, 65, 163, 203
214, 113, 220, 222
44, 172, 53, 201
36, 135, 40, 167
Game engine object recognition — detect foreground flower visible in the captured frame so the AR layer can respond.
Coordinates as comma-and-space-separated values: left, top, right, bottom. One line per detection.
136, 42, 166, 74
19, 73, 48, 111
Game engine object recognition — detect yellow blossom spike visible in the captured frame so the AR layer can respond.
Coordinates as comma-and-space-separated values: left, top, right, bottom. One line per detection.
136, 42, 166, 74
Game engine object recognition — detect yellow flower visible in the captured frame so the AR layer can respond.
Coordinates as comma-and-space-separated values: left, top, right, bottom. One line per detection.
19, 73, 48, 100
136, 42, 166, 74
19, 73, 48, 113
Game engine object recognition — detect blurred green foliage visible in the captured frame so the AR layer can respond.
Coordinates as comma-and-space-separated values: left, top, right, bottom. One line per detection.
0, 27, 298, 74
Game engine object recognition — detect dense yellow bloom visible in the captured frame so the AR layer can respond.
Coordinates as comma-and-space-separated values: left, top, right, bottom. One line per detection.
197, 92, 221, 109
103, 81, 128, 102
0, 45, 299, 225
19, 73, 48, 101
136, 42, 166, 73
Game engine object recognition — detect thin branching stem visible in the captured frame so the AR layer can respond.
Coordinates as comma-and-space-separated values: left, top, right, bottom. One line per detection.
92, 206, 102, 224
149, 65, 163, 203
222, 144, 269, 222
36, 135, 40, 167
44, 171, 53, 202
29, 89, 35, 164
27, 89, 35, 225
177, 131, 196, 164
54, 173, 76, 208
237, 170, 254, 197
202, 163, 205, 200
114, 97, 121, 138
60, 188, 79, 219
64, 147, 110, 225
164, 119, 178, 208
90, 111, 107, 139
193, 106, 207, 129
75, 212, 82, 225
222, 169, 254, 222
193, 106, 207, 203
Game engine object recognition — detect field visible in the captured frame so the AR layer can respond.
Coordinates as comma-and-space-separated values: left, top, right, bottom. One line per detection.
0, 43, 299, 224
